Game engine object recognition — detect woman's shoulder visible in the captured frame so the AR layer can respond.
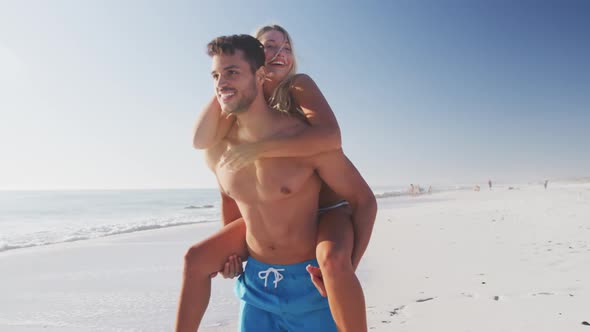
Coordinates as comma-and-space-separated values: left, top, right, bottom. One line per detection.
291, 73, 314, 86
289, 73, 320, 91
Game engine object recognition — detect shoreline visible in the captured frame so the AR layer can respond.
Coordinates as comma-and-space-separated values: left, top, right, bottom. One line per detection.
1, 183, 589, 331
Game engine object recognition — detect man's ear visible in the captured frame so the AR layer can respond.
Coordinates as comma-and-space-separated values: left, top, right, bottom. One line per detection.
255, 66, 266, 85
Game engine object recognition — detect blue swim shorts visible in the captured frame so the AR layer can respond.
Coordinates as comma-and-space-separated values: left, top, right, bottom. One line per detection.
234, 256, 337, 332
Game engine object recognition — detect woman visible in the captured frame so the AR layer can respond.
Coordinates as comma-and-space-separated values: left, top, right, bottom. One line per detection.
176, 25, 374, 332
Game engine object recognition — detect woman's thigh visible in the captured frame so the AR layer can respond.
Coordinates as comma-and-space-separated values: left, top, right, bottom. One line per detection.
186, 218, 248, 274
316, 206, 354, 255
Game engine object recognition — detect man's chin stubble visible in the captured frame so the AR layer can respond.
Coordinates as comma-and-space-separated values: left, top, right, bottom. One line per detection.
223, 107, 247, 115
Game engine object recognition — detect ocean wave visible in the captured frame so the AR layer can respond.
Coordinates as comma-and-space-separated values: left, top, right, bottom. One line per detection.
375, 191, 406, 199
0, 219, 215, 253
374, 185, 473, 199
184, 204, 214, 209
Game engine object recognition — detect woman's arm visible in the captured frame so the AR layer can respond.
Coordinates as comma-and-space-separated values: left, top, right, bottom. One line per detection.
218, 74, 342, 170
258, 74, 341, 157
192, 95, 235, 149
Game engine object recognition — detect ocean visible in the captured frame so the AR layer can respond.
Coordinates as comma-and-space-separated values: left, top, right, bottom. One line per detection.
0, 189, 221, 253
0, 185, 462, 253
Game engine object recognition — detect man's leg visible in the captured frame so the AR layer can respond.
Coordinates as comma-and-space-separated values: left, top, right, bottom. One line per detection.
175, 218, 248, 332
283, 307, 337, 332
238, 301, 279, 332
315, 208, 367, 332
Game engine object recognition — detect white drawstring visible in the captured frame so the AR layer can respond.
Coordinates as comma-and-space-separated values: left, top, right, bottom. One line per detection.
258, 267, 285, 288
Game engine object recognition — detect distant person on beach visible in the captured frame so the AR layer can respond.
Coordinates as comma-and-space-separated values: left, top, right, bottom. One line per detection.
176, 30, 376, 332
544, 179, 549, 190
488, 179, 492, 190
428, 185, 432, 194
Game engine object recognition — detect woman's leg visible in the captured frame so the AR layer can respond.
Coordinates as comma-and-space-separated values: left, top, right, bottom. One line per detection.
315, 207, 367, 332
175, 218, 248, 332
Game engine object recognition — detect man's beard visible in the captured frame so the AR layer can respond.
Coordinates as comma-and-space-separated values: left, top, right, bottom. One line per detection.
222, 81, 257, 115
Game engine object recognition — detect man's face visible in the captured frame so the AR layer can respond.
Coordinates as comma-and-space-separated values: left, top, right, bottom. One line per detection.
211, 50, 259, 115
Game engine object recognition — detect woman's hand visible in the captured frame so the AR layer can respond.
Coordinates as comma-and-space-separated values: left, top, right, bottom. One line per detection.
210, 254, 243, 279
219, 142, 264, 172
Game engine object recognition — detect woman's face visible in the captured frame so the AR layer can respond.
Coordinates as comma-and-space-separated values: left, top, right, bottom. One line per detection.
258, 29, 293, 81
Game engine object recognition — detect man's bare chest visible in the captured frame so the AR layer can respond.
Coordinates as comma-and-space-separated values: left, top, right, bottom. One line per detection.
216, 155, 316, 203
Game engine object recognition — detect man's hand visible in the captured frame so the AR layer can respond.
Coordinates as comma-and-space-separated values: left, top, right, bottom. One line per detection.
306, 265, 327, 297
210, 254, 243, 279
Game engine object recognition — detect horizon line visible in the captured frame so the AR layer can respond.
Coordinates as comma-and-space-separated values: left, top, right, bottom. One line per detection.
2, 177, 587, 192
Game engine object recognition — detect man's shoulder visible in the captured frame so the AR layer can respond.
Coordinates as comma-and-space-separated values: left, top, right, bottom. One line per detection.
270, 113, 309, 137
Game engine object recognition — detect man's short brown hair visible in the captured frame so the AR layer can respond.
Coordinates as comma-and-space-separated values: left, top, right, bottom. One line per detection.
207, 34, 265, 73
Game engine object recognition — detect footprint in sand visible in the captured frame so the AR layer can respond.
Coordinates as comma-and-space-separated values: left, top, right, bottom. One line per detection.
461, 291, 479, 299
368, 305, 408, 325
389, 305, 406, 316
415, 297, 436, 303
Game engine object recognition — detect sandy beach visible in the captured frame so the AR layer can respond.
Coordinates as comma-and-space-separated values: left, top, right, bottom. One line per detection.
364, 183, 590, 331
1, 182, 589, 331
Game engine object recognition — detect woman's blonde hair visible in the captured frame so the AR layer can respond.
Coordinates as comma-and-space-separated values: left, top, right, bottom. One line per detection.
255, 25, 306, 120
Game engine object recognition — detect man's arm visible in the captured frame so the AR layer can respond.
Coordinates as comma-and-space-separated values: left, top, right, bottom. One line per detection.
220, 191, 242, 226
204, 146, 243, 226
313, 149, 377, 269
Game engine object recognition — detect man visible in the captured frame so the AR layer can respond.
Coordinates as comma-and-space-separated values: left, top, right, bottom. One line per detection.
201, 34, 376, 331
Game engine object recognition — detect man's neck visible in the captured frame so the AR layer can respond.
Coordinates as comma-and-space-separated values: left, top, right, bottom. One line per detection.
232, 96, 284, 143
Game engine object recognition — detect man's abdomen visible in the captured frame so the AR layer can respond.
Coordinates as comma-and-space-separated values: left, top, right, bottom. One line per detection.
243, 195, 320, 265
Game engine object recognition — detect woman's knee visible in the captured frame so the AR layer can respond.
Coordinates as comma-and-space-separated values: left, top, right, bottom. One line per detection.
316, 240, 353, 276
316, 209, 354, 270
183, 221, 247, 278
183, 244, 212, 277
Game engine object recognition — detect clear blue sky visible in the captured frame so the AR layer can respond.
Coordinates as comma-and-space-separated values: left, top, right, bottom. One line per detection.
1, 0, 588, 190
